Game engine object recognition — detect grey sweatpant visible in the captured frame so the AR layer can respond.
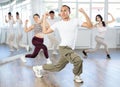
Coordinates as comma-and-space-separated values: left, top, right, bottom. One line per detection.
43, 46, 83, 76
86, 36, 109, 54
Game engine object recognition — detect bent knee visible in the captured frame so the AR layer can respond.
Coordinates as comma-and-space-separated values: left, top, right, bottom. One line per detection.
74, 56, 83, 64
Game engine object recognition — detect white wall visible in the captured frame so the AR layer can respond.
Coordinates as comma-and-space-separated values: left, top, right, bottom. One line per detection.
75, 27, 120, 49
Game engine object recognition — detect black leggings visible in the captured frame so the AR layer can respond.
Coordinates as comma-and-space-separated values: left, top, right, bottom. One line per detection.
25, 36, 49, 58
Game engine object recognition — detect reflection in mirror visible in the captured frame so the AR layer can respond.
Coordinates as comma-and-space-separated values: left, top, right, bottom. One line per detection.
0, 0, 32, 64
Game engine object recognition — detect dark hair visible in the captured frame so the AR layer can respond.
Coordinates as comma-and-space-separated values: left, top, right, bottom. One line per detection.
33, 14, 40, 18
16, 12, 19, 16
49, 10, 55, 14
62, 5, 71, 13
8, 12, 11, 16
96, 14, 106, 27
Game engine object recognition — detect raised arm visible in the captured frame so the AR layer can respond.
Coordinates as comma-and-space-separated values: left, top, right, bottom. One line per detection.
40, 15, 50, 28
42, 13, 54, 34
5, 15, 8, 23
106, 13, 115, 24
24, 20, 34, 32
79, 8, 93, 29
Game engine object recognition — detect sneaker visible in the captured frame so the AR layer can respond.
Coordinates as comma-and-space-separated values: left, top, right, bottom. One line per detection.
26, 45, 30, 52
107, 54, 111, 59
74, 76, 83, 83
20, 55, 27, 63
82, 50, 87, 57
52, 51, 58, 55
33, 66, 43, 78
46, 58, 52, 64
10, 48, 14, 52
16, 48, 19, 51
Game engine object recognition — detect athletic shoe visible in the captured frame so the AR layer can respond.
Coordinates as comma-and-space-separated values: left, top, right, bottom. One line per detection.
46, 58, 52, 64
74, 75, 83, 83
26, 45, 30, 52
52, 51, 58, 55
10, 48, 14, 52
33, 66, 43, 78
107, 54, 111, 59
82, 50, 87, 57
20, 55, 27, 63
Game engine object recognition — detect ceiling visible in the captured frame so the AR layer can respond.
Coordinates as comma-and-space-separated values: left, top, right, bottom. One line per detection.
0, 0, 10, 3
0, 0, 25, 6
0, 0, 14, 6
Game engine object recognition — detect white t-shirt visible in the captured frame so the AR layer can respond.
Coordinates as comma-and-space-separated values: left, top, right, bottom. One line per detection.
51, 18, 83, 49
47, 18, 59, 36
47, 18, 58, 25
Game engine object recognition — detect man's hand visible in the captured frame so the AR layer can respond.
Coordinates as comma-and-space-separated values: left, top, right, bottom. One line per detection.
79, 8, 85, 14
43, 13, 49, 19
25, 19, 28, 24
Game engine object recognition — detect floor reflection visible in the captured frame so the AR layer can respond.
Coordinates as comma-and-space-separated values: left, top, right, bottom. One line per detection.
0, 44, 28, 64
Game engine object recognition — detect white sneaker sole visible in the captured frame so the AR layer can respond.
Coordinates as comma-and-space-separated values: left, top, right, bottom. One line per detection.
33, 66, 43, 78
20, 56, 27, 63
74, 79, 83, 83
46, 61, 52, 64
26, 46, 30, 52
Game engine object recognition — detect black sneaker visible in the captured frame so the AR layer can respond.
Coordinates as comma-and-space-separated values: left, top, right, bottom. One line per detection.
107, 54, 111, 59
82, 50, 87, 56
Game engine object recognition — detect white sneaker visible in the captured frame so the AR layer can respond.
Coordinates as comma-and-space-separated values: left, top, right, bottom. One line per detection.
26, 45, 30, 52
46, 59, 52, 64
52, 51, 58, 55
33, 66, 43, 78
20, 55, 27, 63
10, 48, 14, 52
74, 76, 83, 83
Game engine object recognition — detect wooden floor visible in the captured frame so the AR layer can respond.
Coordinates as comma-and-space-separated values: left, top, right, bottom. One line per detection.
0, 44, 27, 60
0, 48, 120, 87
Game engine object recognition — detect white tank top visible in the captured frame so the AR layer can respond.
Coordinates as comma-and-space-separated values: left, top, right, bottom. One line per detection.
96, 27, 107, 38
16, 19, 22, 33
8, 19, 14, 29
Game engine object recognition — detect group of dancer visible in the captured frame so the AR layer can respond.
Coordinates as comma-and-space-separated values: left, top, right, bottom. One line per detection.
5, 12, 29, 52
6, 5, 115, 83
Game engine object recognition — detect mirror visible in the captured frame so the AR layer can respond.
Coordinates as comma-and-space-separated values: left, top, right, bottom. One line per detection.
0, 0, 32, 64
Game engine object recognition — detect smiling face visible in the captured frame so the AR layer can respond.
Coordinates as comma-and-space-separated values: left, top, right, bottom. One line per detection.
16, 15, 19, 19
33, 15, 39, 23
60, 5, 70, 20
96, 15, 103, 23
49, 13, 54, 19
96, 16, 101, 22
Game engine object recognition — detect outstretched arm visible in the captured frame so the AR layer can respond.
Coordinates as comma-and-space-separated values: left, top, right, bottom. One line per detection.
42, 13, 54, 34
106, 13, 115, 24
79, 8, 93, 29
24, 20, 34, 32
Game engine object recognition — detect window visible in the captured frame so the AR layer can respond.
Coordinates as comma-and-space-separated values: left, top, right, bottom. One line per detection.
108, 0, 120, 2
92, 0, 104, 2
92, 4, 104, 23
62, 0, 77, 2
78, 0, 90, 2
44, 3, 59, 17
44, 0, 59, 1
78, 4, 90, 21
108, 4, 120, 26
